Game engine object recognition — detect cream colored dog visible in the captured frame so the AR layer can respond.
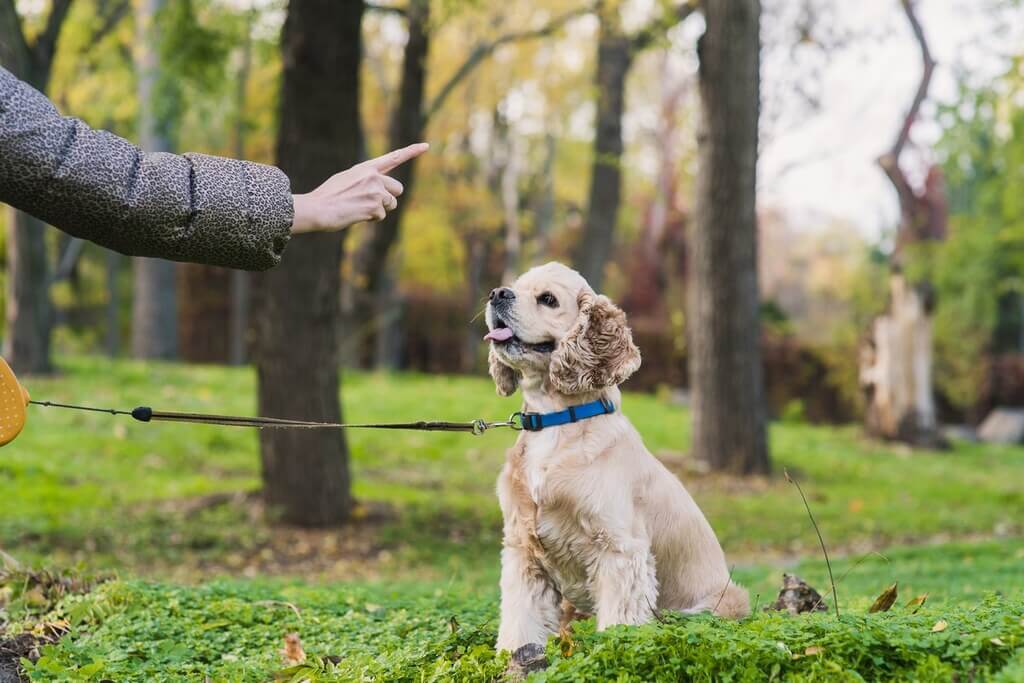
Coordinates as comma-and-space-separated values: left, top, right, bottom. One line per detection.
485, 262, 749, 653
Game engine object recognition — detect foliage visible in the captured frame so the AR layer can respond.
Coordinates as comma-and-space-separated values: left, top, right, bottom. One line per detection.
932, 62, 1024, 410
8, 541, 1024, 681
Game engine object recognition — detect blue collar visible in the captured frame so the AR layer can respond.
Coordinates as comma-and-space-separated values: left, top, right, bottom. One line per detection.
516, 398, 615, 432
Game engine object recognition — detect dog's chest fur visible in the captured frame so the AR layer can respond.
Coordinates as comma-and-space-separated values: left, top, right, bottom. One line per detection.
518, 430, 600, 613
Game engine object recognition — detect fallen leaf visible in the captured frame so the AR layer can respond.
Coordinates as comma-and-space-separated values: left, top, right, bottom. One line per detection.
905, 594, 928, 613
931, 620, 948, 633
991, 637, 1005, 646
448, 615, 459, 634
282, 632, 306, 664
869, 583, 898, 613
868, 581, 901, 614
804, 645, 824, 656
848, 499, 864, 513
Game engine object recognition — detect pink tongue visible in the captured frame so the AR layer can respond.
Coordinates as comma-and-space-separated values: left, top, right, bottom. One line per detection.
484, 327, 514, 342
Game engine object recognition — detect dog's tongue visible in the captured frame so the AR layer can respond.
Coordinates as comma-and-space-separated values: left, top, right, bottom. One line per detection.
484, 328, 514, 342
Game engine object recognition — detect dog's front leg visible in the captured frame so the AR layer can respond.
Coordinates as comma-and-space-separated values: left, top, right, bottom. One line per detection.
496, 544, 561, 652
591, 536, 658, 630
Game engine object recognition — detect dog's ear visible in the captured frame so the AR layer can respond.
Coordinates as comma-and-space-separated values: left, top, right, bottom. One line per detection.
549, 292, 641, 394
489, 346, 520, 397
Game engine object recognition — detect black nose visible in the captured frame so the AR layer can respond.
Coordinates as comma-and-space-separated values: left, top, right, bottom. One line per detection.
489, 287, 516, 303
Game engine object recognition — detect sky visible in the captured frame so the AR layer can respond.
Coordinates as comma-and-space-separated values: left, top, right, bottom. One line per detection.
758, 0, 1024, 238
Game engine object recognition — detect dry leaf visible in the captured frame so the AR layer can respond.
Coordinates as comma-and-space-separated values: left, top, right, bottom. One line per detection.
848, 499, 864, 513
931, 620, 948, 633
804, 645, 824, 656
991, 637, 1005, 646
905, 594, 928, 613
869, 583, 898, 613
282, 632, 306, 664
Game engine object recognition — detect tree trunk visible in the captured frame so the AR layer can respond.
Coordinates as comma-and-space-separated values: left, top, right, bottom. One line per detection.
861, 0, 945, 448
573, 9, 632, 292
131, 0, 178, 360
3, 208, 53, 374
350, 0, 429, 368
0, 0, 73, 375
229, 10, 255, 366
177, 264, 232, 362
105, 249, 122, 357
688, 0, 769, 475
250, 0, 363, 527
861, 275, 939, 444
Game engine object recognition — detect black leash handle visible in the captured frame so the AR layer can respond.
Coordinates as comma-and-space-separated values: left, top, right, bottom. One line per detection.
29, 401, 523, 435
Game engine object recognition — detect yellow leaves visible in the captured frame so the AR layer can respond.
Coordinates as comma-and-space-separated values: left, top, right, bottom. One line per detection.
931, 620, 948, 633
905, 594, 928, 613
847, 499, 864, 513
868, 583, 898, 613
281, 632, 306, 664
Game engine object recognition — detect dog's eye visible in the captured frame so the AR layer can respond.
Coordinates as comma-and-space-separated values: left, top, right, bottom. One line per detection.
537, 292, 558, 308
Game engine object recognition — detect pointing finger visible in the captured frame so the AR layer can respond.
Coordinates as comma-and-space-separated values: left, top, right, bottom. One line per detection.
368, 142, 429, 173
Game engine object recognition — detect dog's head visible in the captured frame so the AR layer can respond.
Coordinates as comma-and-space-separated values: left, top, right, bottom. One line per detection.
484, 262, 641, 397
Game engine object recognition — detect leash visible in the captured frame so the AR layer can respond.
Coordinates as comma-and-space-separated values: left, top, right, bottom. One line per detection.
25, 399, 523, 436
0, 357, 614, 447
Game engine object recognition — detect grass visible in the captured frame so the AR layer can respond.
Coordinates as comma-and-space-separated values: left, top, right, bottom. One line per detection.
1, 356, 1023, 680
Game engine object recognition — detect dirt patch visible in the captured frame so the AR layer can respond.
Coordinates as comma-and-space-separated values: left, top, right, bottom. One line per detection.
656, 450, 777, 495
0, 623, 69, 683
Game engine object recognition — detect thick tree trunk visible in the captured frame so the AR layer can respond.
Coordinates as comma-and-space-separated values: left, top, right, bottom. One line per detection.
177, 264, 232, 363
131, 0, 178, 360
250, 0, 362, 527
573, 10, 632, 292
688, 0, 769, 475
3, 208, 53, 374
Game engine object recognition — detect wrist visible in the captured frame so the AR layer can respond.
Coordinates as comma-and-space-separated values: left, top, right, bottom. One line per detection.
291, 193, 319, 234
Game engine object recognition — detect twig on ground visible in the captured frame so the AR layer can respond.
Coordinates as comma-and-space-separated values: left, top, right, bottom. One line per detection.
712, 564, 737, 614
785, 468, 840, 619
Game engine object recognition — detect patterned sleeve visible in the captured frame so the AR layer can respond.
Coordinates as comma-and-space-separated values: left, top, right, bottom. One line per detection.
0, 67, 293, 271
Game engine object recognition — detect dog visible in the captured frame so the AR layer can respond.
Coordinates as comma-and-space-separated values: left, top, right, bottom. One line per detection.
484, 262, 749, 653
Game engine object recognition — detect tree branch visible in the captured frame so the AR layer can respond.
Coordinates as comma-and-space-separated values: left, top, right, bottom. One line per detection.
50, 237, 86, 285
884, 0, 935, 164
0, 0, 32, 76
631, 1, 697, 52
90, 0, 130, 45
31, 0, 74, 76
423, 5, 591, 122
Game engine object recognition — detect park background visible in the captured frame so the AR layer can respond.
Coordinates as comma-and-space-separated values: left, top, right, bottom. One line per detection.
1, 0, 1024, 680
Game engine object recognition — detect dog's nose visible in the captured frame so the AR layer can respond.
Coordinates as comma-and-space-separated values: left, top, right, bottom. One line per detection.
489, 287, 516, 303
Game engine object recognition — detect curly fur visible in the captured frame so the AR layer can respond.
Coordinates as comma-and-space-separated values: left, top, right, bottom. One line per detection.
548, 292, 642, 394
490, 346, 520, 397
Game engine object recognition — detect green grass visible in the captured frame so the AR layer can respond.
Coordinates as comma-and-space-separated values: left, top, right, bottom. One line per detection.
2, 357, 1024, 680
9, 540, 1024, 681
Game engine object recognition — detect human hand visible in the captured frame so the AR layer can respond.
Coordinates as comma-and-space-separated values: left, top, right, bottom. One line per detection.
291, 142, 429, 234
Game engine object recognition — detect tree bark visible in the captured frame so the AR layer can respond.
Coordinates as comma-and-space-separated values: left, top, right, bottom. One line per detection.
250, 0, 363, 526
131, 0, 178, 360
0, 0, 73, 375
573, 8, 632, 292
230, 7, 256, 366
688, 0, 770, 475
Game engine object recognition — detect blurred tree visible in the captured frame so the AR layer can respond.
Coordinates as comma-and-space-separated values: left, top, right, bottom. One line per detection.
131, 0, 178, 361
689, 0, 769, 474
350, 2, 587, 368
0, 0, 74, 374
250, 0, 363, 526
859, 0, 945, 447
574, 0, 695, 292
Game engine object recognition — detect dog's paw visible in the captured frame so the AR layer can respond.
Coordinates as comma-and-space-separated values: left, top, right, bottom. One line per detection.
504, 642, 548, 680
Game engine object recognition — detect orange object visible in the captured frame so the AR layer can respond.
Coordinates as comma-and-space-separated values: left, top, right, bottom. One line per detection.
0, 357, 30, 446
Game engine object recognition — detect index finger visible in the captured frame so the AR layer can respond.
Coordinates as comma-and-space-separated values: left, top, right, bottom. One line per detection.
367, 142, 430, 173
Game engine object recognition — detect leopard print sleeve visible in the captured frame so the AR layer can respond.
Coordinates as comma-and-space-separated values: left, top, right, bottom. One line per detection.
0, 66, 293, 271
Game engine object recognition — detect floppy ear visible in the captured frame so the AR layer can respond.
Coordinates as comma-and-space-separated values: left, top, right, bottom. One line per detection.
549, 292, 641, 394
489, 346, 520, 397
